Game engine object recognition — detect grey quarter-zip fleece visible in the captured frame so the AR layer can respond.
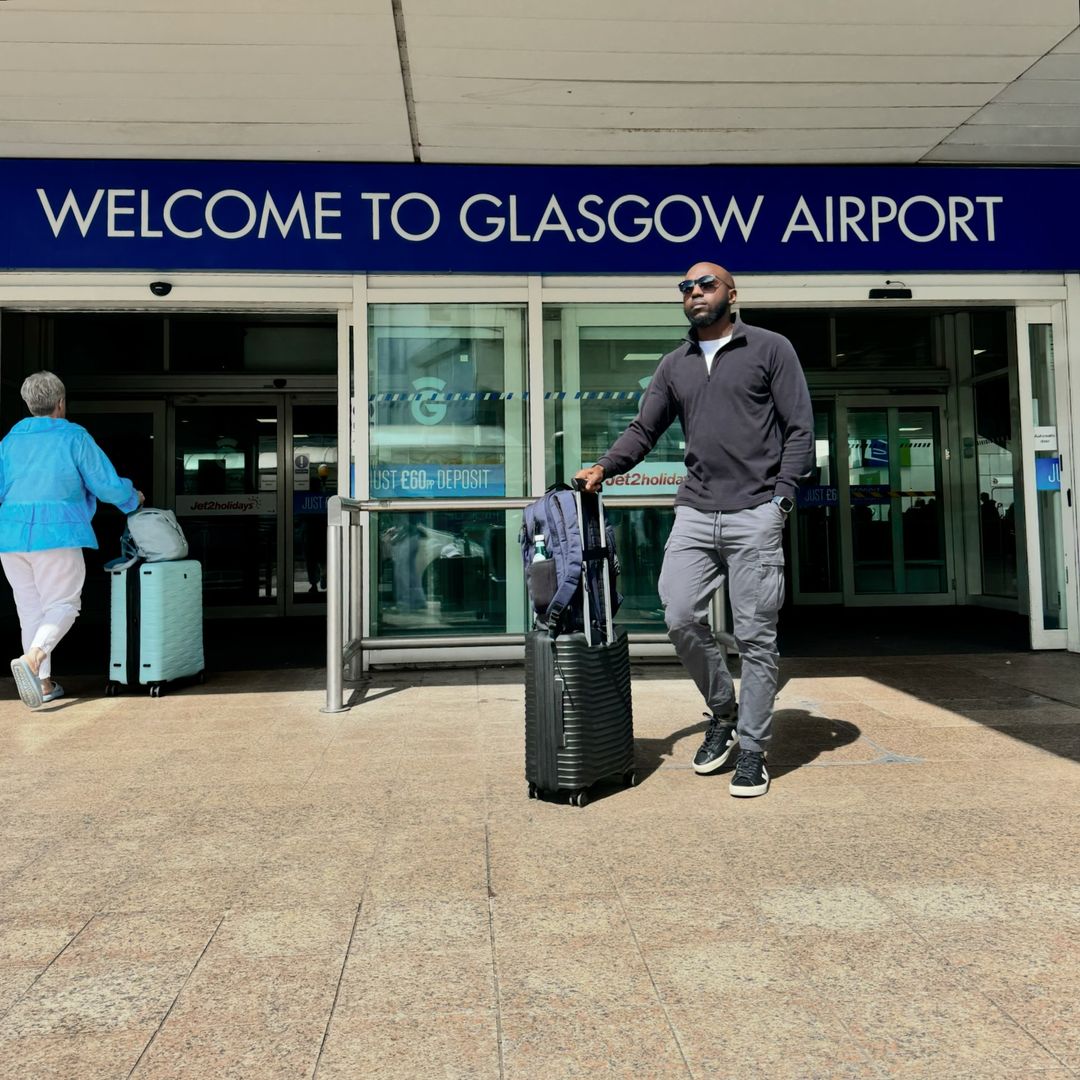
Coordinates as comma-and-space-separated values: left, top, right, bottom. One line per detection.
597, 317, 814, 513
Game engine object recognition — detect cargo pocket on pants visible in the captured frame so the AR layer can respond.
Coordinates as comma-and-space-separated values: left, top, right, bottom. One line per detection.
756, 553, 786, 615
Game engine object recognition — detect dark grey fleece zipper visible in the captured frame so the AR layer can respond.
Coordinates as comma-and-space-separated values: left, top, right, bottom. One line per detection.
596, 318, 814, 513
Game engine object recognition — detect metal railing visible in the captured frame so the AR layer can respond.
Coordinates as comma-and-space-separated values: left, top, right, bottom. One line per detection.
322, 493, 731, 712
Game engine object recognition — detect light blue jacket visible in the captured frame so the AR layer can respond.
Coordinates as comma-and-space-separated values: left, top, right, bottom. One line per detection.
0, 417, 139, 552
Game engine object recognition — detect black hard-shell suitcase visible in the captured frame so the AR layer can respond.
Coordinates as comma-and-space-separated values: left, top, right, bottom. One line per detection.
524, 487, 635, 807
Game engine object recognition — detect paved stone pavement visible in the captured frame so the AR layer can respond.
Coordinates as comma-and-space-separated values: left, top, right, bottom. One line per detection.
0, 653, 1077, 1079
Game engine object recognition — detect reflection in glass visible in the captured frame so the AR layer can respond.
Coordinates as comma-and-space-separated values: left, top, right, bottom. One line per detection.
604, 508, 675, 632
174, 405, 278, 607
971, 310, 1010, 378
170, 314, 336, 374
897, 409, 946, 593
543, 305, 684, 488
835, 313, 933, 368
796, 405, 840, 593
369, 305, 527, 499
292, 405, 337, 606
974, 376, 1017, 598
847, 409, 894, 593
743, 311, 831, 369
372, 510, 524, 637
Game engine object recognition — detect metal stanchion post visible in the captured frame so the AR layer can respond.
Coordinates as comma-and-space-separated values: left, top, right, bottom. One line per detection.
346, 516, 363, 681
322, 500, 346, 714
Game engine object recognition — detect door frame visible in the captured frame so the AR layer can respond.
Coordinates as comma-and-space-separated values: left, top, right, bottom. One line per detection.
67, 399, 167, 510
1015, 304, 1076, 649
284, 393, 336, 617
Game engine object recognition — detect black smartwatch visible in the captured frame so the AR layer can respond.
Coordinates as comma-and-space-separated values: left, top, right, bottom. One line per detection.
772, 495, 795, 514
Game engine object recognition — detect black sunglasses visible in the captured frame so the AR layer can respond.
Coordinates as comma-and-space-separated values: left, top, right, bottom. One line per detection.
677, 274, 731, 295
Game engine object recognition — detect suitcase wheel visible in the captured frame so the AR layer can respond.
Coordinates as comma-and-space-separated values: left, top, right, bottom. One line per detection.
148, 684, 163, 698
527, 782, 538, 800
105, 681, 120, 697
624, 770, 638, 788
571, 790, 589, 808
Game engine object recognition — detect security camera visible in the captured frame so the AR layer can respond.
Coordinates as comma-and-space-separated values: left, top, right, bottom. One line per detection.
149, 281, 172, 297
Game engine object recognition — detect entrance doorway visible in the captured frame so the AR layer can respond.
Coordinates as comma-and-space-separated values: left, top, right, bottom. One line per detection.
793, 396, 954, 606
71, 394, 337, 618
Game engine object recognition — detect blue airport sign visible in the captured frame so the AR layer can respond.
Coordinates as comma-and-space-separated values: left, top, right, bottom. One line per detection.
0, 160, 1077, 274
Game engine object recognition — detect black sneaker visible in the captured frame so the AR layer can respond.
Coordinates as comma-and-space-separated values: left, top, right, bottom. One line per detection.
729, 749, 769, 797
692, 711, 738, 774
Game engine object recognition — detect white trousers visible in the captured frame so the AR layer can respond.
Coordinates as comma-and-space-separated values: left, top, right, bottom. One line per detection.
1, 548, 85, 679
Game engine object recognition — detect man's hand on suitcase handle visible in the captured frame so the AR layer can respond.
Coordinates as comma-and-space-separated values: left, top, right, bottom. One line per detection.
574, 465, 605, 493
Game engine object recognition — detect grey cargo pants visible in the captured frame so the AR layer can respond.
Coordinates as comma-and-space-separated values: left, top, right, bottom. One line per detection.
657, 502, 787, 752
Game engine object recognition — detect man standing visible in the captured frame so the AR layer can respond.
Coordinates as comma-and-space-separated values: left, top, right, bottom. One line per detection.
575, 263, 813, 797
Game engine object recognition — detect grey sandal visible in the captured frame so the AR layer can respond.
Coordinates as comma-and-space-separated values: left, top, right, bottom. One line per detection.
10, 656, 43, 709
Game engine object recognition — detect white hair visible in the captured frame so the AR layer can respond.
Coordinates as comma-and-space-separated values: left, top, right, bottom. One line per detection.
20, 371, 66, 416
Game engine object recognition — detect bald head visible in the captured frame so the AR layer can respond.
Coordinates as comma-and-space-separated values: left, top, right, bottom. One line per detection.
684, 262, 735, 289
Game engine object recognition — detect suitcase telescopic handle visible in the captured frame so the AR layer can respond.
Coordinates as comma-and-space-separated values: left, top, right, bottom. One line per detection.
571, 485, 616, 645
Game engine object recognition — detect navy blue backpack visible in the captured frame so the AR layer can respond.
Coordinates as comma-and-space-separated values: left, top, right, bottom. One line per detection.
519, 484, 621, 638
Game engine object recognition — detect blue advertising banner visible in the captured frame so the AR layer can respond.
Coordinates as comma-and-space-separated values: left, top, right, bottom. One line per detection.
370, 464, 505, 499
0, 160, 1078, 274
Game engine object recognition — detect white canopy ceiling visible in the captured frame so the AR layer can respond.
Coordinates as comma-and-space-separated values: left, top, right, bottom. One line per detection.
1, 0, 1078, 164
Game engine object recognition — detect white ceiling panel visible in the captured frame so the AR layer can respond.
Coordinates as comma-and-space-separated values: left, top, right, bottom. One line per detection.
408, 17, 1069, 57
0, 0, 1079, 165
411, 77, 1003, 110
405, 0, 1077, 24
416, 103, 977, 131
0, 1, 412, 160
409, 49, 1034, 85
430, 146, 937, 165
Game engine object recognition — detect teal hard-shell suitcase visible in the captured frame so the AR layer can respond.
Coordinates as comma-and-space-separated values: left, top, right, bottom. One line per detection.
524, 488, 636, 807
107, 560, 205, 696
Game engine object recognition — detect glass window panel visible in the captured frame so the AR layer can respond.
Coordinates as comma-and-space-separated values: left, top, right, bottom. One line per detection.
847, 409, 894, 593
971, 310, 1010, 377
743, 310, 831, 369
292, 405, 337, 605
796, 405, 840, 593
52, 313, 165, 374
543, 304, 685, 488
369, 305, 527, 498
897, 408, 946, 593
974, 375, 1018, 598
605, 507, 675, 632
170, 314, 336, 373
372, 509, 525, 637
1029, 324, 1066, 630
835, 313, 934, 368
174, 405, 278, 607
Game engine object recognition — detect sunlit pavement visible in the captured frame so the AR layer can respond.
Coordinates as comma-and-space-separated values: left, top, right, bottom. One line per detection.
0, 654, 1077, 1078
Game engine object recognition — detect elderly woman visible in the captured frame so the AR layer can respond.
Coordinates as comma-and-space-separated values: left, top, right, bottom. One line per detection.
0, 371, 142, 708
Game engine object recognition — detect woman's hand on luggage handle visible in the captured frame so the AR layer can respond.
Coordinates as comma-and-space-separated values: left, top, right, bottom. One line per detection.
574, 465, 605, 493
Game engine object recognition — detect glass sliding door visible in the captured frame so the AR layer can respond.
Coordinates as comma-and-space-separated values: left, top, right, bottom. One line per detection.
837, 397, 953, 604
173, 401, 282, 612
287, 400, 337, 614
792, 403, 841, 600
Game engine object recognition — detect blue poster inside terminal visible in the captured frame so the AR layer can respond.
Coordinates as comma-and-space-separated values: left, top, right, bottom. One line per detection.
1, 159, 1078, 274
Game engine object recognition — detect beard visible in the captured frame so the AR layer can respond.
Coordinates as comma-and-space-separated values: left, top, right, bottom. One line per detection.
687, 297, 730, 328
